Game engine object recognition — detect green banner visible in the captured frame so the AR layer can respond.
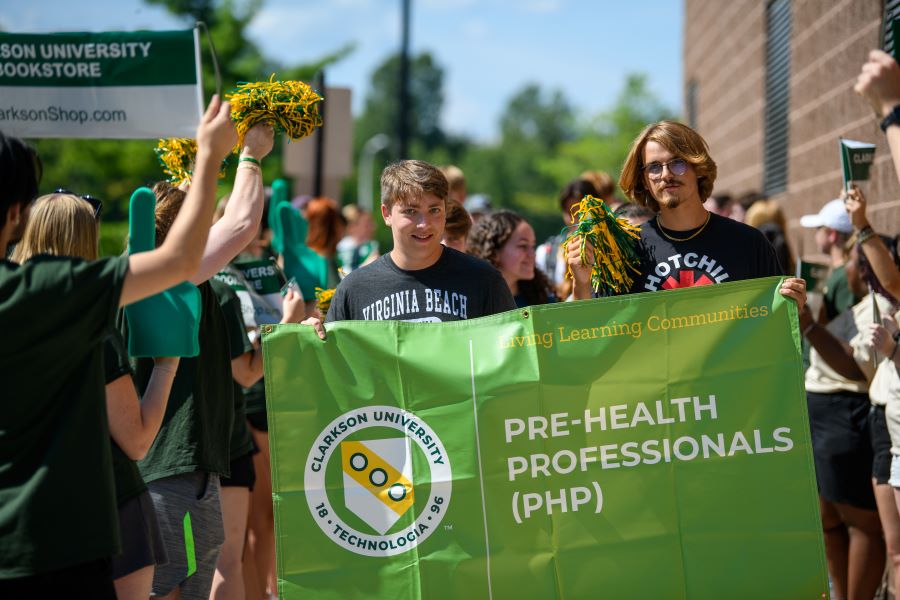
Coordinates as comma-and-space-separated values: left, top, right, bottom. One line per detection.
0, 31, 197, 87
263, 277, 827, 599
0, 30, 202, 138
840, 138, 876, 187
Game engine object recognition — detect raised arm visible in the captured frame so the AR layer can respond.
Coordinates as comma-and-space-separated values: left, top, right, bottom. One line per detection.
119, 96, 237, 307
190, 124, 275, 285
844, 185, 900, 299
856, 50, 900, 185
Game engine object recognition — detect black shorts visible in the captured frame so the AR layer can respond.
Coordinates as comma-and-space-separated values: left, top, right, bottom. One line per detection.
0, 559, 116, 598
220, 451, 256, 491
807, 391, 877, 510
246, 410, 268, 432
111, 490, 168, 580
870, 404, 892, 486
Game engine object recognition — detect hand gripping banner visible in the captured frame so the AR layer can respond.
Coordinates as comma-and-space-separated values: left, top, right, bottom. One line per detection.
263, 277, 828, 599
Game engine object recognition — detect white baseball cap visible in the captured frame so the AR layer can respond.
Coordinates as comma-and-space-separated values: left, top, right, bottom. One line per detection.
799, 199, 853, 234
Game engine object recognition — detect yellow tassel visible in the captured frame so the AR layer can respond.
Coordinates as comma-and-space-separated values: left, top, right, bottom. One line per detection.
226, 75, 323, 151
155, 137, 227, 185
561, 195, 642, 295
315, 287, 336, 315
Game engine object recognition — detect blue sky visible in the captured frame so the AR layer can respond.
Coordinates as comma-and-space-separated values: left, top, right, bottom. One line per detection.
1, 0, 684, 142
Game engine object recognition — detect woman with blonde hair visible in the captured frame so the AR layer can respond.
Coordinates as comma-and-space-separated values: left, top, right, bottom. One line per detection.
12, 192, 179, 600
745, 198, 794, 275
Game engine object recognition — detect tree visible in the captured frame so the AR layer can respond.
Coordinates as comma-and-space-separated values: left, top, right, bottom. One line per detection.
500, 84, 576, 149
29, 0, 352, 227
536, 73, 674, 191
354, 52, 447, 159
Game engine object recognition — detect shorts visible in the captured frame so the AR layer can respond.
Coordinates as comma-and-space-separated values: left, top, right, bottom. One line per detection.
807, 391, 877, 510
0, 559, 115, 598
147, 472, 225, 599
247, 410, 268, 432
220, 451, 257, 491
111, 491, 169, 579
870, 405, 892, 485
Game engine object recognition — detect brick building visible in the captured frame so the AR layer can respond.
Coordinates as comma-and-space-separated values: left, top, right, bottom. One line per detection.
683, 0, 900, 260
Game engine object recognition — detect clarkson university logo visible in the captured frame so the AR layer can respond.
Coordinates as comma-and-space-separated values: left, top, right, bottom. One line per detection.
304, 405, 453, 557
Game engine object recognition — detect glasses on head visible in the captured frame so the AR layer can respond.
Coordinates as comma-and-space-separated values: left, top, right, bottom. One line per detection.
643, 158, 689, 179
54, 188, 102, 220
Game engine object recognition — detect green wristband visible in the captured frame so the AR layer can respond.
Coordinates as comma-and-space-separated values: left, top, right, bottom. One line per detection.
239, 156, 261, 166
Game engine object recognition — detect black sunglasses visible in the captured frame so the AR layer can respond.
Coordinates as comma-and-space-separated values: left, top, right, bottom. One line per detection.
54, 188, 102, 220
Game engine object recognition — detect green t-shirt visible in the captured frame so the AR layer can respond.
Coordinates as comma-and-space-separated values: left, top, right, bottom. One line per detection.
102, 329, 148, 505
127, 280, 234, 482
211, 278, 255, 460
0, 255, 128, 577
823, 265, 859, 322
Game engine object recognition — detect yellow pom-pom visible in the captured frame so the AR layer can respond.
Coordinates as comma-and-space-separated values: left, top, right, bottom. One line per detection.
227, 75, 323, 151
154, 138, 197, 186
155, 138, 228, 185
315, 287, 336, 315
561, 195, 642, 295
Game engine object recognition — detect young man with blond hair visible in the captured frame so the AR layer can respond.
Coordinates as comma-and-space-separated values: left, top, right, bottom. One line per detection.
326, 159, 514, 322
568, 120, 806, 307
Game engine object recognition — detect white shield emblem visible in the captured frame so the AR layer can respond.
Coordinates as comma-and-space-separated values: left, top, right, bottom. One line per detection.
341, 438, 415, 535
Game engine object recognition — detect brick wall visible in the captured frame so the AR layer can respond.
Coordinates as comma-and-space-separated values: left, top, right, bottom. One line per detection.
684, 0, 898, 260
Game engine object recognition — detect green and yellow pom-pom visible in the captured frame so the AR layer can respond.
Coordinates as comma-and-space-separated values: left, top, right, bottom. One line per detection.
226, 75, 323, 148
154, 138, 197, 186
155, 138, 227, 186
315, 287, 336, 315
561, 195, 642, 296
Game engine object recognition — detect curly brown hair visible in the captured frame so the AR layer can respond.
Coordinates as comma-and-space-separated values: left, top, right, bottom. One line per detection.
619, 120, 717, 212
466, 209, 554, 305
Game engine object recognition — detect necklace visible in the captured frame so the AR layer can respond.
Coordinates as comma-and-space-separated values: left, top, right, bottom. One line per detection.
656, 211, 711, 242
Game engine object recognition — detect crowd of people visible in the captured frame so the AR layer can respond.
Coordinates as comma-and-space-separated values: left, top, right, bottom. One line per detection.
5, 43, 900, 600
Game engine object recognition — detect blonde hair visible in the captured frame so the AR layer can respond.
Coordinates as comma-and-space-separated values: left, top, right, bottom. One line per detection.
745, 198, 786, 231
440, 165, 466, 200
381, 160, 448, 209
12, 193, 98, 262
619, 120, 717, 212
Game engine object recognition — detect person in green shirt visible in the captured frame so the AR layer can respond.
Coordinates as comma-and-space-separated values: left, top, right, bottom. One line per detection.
10, 191, 183, 600
0, 96, 237, 597
799, 197, 859, 322
125, 122, 275, 600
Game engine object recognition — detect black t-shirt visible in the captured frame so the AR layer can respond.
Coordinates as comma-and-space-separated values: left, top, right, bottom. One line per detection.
0, 255, 128, 577
210, 279, 255, 460
102, 330, 148, 505
626, 213, 783, 294
326, 247, 516, 322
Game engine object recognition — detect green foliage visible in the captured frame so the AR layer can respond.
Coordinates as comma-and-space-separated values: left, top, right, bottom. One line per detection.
99, 220, 130, 257
28, 0, 351, 220
354, 52, 448, 159
461, 73, 674, 243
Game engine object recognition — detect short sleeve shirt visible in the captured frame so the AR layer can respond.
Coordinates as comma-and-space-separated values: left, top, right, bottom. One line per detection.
627, 214, 783, 294
326, 247, 516, 322
211, 279, 255, 460
0, 255, 128, 577
128, 280, 234, 482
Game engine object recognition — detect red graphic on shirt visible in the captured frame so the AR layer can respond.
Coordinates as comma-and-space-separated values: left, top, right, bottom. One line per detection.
661, 270, 715, 290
